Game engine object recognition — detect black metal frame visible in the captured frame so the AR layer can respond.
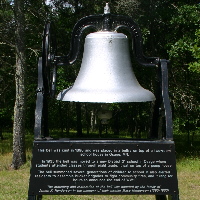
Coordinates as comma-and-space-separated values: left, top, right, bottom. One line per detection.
34, 13, 173, 140
30, 12, 178, 200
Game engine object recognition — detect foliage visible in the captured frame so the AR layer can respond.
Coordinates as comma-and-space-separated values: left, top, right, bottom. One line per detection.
166, 3, 200, 132
0, 1, 15, 129
189, 29, 200, 73
168, 4, 200, 67
114, 0, 140, 18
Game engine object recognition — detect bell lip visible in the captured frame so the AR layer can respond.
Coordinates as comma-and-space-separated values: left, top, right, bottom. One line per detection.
57, 87, 156, 103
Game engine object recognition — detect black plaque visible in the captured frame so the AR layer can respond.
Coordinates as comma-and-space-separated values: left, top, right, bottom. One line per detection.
28, 140, 179, 196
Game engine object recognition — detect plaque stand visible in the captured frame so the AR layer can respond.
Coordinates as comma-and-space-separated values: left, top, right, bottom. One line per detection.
27, 8, 179, 200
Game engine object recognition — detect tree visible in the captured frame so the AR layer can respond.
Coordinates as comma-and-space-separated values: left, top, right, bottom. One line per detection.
11, 0, 26, 169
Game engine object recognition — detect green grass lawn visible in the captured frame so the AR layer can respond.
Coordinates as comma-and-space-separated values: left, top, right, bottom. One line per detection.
0, 131, 200, 200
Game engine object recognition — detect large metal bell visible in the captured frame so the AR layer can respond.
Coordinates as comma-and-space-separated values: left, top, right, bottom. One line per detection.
57, 31, 155, 103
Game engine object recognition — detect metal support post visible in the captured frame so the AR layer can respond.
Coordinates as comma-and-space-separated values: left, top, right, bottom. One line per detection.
169, 194, 180, 200
156, 195, 167, 200
28, 195, 42, 200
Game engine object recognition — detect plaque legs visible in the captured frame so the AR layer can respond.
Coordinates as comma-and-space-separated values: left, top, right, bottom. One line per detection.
155, 195, 167, 200
168, 194, 180, 200
27, 194, 179, 200
28, 195, 42, 200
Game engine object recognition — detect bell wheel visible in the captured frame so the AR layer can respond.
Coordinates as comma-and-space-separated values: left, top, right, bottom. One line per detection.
42, 22, 57, 97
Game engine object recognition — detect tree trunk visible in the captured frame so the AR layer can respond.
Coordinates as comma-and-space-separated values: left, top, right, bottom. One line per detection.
11, 0, 26, 169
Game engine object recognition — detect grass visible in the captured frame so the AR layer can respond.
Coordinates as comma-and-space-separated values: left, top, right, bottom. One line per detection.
0, 131, 200, 200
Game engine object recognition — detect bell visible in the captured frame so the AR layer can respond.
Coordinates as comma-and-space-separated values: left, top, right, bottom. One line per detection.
57, 31, 155, 103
